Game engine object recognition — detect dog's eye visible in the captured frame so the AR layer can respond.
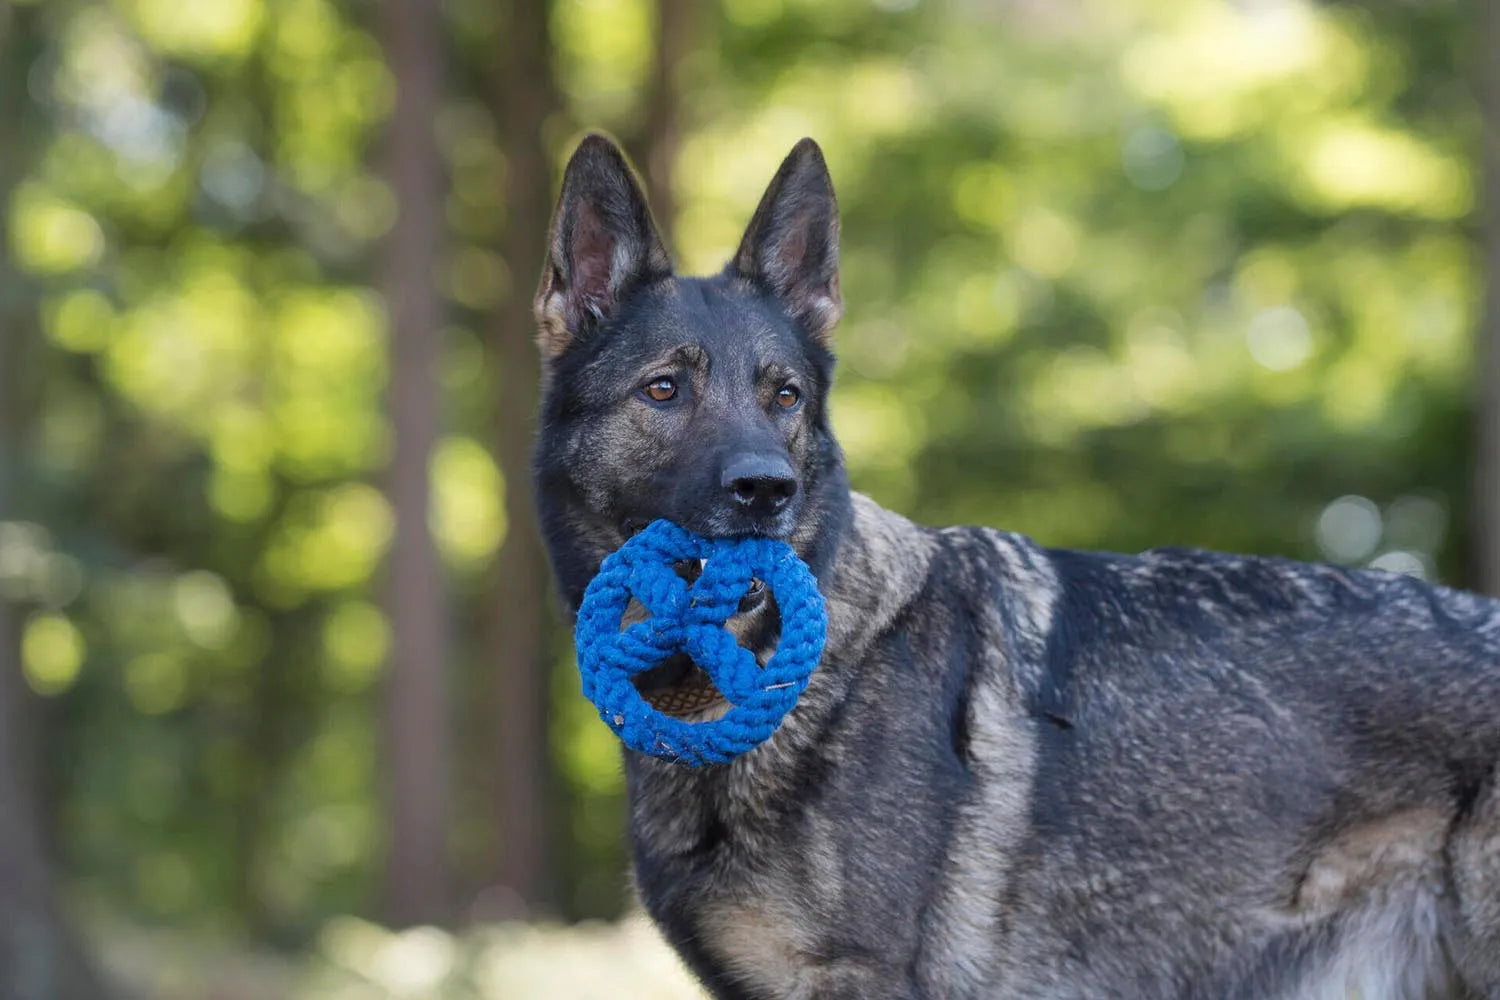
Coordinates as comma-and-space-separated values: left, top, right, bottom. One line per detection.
775, 385, 800, 409
643, 377, 677, 403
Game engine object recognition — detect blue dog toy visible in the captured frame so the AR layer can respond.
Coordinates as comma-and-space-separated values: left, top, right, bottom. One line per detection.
574, 520, 827, 766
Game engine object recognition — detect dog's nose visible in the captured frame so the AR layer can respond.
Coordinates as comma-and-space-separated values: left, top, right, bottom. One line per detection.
721, 454, 798, 515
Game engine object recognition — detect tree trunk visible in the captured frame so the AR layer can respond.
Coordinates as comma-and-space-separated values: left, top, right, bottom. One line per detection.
0, 616, 113, 1000
0, 329, 115, 1000
1479, 0, 1500, 596
489, 0, 561, 918
0, 6, 120, 996
633, 0, 695, 243
378, 0, 451, 926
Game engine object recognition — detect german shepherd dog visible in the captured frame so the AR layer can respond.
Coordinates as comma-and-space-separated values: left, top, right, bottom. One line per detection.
530, 134, 1500, 999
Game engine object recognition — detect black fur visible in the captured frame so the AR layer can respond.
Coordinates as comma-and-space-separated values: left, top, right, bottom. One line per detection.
531, 134, 1500, 1000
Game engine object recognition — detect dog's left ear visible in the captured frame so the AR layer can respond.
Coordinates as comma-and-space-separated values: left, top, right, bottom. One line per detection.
535, 134, 672, 359
730, 138, 842, 343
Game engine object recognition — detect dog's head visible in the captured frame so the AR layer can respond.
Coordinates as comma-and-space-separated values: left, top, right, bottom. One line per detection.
532, 134, 851, 608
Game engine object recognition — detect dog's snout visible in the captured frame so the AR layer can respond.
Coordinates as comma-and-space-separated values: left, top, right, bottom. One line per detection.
721, 454, 798, 515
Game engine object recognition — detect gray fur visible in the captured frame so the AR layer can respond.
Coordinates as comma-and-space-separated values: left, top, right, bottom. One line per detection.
532, 135, 1500, 1000
626, 504, 1500, 999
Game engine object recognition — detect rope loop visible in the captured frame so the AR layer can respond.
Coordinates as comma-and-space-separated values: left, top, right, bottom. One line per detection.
574, 521, 827, 766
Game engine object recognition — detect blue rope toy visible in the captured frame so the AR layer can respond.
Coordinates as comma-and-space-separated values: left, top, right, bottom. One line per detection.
574, 520, 827, 766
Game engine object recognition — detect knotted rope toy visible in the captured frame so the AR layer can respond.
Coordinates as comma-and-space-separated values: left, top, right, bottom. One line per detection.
574, 520, 827, 766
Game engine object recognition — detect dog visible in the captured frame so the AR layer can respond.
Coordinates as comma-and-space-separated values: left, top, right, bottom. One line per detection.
529, 133, 1500, 999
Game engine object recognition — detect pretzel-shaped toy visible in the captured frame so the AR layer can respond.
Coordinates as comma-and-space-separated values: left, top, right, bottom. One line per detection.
574, 520, 827, 766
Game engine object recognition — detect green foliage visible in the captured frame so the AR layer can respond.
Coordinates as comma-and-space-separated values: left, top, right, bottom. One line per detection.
0, 0, 1484, 964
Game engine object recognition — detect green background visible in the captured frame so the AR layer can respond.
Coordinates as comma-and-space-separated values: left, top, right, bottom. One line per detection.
0, 0, 1491, 995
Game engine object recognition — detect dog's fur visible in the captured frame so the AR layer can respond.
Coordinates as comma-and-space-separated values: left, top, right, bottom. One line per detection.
530, 134, 1500, 999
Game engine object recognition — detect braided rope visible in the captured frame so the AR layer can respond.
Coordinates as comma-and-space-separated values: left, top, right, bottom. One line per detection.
574, 520, 828, 766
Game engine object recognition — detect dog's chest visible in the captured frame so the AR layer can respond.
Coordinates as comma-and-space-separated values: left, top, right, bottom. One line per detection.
635, 832, 830, 998
630, 764, 860, 997
693, 892, 820, 997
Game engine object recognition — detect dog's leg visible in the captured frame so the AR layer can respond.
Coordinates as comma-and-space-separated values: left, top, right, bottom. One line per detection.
1447, 768, 1500, 998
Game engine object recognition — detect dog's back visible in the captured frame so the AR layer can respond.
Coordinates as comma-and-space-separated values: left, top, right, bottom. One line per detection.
986, 539, 1500, 998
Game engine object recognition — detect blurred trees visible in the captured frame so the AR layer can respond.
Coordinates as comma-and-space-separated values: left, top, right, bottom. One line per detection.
0, 4, 116, 996
631, 0, 695, 234
1478, 0, 1500, 596
491, 0, 560, 920
0, 0, 1492, 968
378, 0, 451, 925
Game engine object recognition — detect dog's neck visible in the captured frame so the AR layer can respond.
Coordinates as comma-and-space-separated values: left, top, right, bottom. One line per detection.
817, 492, 937, 662
724, 494, 939, 769
623, 493, 939, 855
723, 491, 937, 669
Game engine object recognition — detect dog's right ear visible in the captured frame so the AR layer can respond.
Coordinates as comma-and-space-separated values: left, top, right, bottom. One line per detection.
730, 138, 842, 343
534, 134, 672, 359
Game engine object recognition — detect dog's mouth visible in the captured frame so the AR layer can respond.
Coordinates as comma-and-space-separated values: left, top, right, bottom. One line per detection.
620, 514, 795, 545
626, 555, 770, 722
634, 654, 731, 721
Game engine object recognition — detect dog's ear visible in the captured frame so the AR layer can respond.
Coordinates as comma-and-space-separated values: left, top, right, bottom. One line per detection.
730, 138, 842, 342
534, 134, 672, 358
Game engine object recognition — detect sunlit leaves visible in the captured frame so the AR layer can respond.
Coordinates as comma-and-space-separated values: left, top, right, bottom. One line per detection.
270, 288, 388, 480
210, 466, 276, 522
829, 384, 925, 509
258, 484, 394, 604
675, 118, 833, 272
1121, 2, 1371, 141
104, 251, 259, 419
22, 613, 87, 696
9, 184, 106, 273
322, 600, 389, 693
45, 289, 116, 353
1004, 206, 1081, 279
53, 9, 160, 117
950, 162, 1014, 231
123, 652, 190, 714
1287, 119, 1471, 218
267, 0, 391, 194
552, 0, 654, 124
173, 570, 240, 649
430, 436, 506, 572
116, 0, 264, 62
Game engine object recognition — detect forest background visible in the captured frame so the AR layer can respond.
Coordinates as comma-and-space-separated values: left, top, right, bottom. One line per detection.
2, 0, 1499, 996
